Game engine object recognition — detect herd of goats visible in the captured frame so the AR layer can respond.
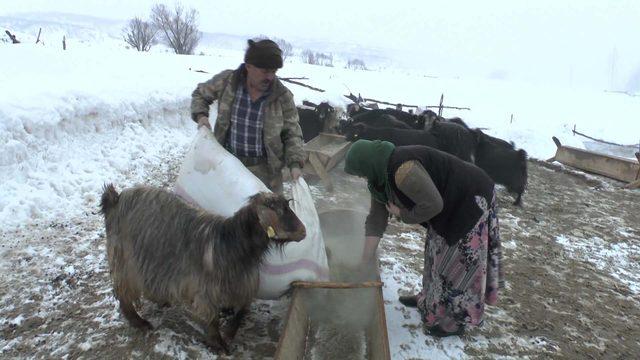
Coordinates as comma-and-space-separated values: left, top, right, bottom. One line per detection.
298, 101, 528, 205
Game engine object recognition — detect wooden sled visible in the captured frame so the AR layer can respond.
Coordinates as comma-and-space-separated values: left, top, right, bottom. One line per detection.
303, 133, 352, 192
547, 136, 640, 189
274, 209, 391, 360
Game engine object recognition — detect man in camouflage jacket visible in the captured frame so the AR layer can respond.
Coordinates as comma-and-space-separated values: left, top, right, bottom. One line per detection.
190, 39, 305, 192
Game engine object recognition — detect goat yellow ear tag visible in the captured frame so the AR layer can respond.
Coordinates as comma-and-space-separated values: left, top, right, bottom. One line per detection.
267, 226, 276, 238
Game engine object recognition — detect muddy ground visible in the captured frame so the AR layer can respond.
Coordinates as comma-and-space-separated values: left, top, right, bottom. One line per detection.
1, 153, 639, 359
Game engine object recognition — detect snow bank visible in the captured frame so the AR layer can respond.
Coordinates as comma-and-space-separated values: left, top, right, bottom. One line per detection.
0, 45, 211, 228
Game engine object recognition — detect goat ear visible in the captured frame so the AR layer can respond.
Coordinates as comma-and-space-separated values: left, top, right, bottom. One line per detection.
256, 205, 278, 236
518, 149, 527, 159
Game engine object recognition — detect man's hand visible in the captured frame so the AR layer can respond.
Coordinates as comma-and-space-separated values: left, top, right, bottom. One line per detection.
290, 166, 302, 181
197, 116, 211, 130
386, 202, 401, 217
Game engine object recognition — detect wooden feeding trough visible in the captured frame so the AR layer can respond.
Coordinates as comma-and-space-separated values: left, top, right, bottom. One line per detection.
548, 136, 640, 189
274, 209, 391, 360
303, 133, 352, 192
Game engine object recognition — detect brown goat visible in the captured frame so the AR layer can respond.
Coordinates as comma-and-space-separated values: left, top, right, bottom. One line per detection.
100, 184, 306, 353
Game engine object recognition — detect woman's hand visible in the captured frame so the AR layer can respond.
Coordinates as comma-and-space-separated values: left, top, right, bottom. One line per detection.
386, 202, 401, 217
362, 236, 381, 264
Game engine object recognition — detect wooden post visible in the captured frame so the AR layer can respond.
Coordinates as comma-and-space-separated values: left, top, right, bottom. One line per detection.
438, 93, 444, 117
510, 114, 514, 124
62, 35, 66, 50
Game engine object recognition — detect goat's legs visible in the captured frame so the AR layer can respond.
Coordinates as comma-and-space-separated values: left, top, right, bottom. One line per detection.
226, 306, 249, 341
119, 299, 152, 330
205, 313, 229, 354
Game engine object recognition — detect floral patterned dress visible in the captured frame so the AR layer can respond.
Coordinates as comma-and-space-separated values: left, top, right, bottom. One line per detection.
416, 191, 503, 335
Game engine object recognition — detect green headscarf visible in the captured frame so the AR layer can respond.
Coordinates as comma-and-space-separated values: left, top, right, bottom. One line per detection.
344, 139, 396, 204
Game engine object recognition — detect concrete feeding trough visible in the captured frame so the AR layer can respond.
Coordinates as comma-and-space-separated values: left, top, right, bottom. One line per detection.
274, 209, 391, 360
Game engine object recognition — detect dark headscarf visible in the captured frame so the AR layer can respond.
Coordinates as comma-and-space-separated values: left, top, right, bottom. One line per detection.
344, 139, 395, 204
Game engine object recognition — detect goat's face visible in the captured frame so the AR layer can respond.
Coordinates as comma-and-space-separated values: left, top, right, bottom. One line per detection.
326, 107, 347, 134
337, 118, 353, 135
346, 103, 360, 116
343, 122, 364, 142
345, 123, 366, 141
316, 102, 335, 121
251, 192, 306, 243
422, 110, 439, 122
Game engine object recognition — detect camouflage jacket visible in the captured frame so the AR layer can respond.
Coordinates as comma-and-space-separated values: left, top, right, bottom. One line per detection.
190, 66, 305, 173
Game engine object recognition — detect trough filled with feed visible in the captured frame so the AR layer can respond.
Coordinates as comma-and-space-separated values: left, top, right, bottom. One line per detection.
275, 209, 390, 360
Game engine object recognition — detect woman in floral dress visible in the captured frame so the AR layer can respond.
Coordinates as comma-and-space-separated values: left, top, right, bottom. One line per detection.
344, 139, 503, 336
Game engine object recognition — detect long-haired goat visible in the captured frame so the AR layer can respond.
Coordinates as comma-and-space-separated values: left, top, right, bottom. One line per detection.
100, 184, 306, 353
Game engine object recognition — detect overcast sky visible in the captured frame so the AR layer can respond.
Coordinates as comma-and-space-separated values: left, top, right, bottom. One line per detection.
2, 0, 639, 90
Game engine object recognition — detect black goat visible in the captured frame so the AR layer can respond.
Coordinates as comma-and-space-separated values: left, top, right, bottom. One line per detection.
339, 112, 413, 136
474, 132, 528, 205
422, 109, 471, 129
298, 101, 336, 142
351, 108, 426, 129
345, 123, 476, 162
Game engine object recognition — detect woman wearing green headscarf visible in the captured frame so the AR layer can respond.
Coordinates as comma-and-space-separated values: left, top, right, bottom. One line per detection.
344, 139, 503, 337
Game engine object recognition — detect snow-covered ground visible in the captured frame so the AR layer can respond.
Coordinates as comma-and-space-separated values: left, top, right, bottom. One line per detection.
1, 12, 640, 359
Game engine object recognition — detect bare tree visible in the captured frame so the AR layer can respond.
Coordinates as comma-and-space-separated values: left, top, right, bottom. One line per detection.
301, 49, 316, 65
123, 17, 157, 51
301, 50, 333, 67
316, 52, 333, 67
273, 37, 293, 61
347, 58, 367, 70
150, 3, 201, 55
252, 35, 294, 62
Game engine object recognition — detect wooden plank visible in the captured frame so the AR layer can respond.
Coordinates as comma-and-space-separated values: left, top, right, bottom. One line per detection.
308, 152, 334, 192
324, 141, 351, 172
274, 288, 309, 360
551, 137, 640, 183
315, 132, 345, 140
368, 285, 391, 360
303, 133, 351, 177
625, 179, 640, 189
